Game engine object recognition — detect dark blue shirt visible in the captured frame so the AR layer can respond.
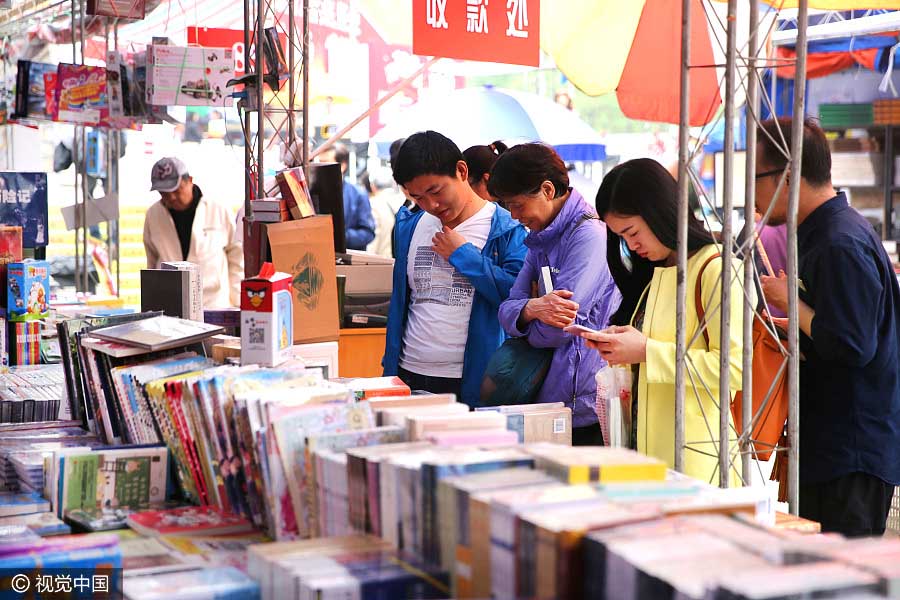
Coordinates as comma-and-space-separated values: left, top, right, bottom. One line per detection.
798, 192, 900, 485
343, 178, 376, 250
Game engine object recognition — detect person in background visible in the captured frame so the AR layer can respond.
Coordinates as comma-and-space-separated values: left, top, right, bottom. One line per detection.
757, 117, 900, 537
756, 218, 788, 318
143, 157, 243, 308
463, 141, 508, 202
316, 143, 376, 250
584, 158, 746, 479
383, 131, 528, 405
494, 143, 621, 446
364, 167, 406, 259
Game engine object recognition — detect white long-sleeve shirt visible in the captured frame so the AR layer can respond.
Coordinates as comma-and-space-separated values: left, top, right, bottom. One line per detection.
143, 194, 243, 308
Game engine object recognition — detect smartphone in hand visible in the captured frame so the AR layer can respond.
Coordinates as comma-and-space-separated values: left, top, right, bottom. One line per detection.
563, 324, 599, 336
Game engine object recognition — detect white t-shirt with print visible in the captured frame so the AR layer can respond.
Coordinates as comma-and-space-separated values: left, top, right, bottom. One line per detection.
400, 202, 497, 378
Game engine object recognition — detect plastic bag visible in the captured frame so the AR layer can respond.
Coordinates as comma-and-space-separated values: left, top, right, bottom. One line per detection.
595, 365, 633, 447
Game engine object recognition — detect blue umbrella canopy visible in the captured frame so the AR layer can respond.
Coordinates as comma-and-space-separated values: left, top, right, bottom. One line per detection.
374, 86, 606, 162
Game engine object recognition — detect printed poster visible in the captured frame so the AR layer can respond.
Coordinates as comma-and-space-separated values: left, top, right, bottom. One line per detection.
0, 172, 48, 248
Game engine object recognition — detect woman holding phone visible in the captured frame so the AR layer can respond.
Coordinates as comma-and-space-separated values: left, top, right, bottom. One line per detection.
583, 158, 747, 481
493, 143, 621, 445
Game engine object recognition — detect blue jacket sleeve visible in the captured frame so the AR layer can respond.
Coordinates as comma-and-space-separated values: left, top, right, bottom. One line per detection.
510, 223, 615, 349
809, 242, 883, 367
498, 249, 537, 337
448, 225, 528, 307
343, 184, 376, 250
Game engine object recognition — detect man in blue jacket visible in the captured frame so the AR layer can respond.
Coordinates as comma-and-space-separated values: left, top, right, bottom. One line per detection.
316, 143, 376, 250
383, 131, 528, 406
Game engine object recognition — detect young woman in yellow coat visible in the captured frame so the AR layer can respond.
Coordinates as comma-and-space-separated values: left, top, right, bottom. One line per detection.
580, 159, 747, 484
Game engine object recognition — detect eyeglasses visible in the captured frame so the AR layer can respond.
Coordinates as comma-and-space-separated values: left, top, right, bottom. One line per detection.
755, 168, 784, 180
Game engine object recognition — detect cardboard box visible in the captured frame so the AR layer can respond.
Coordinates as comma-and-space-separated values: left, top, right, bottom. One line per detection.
240, 263, 293, 367
7, 260, 49, 322
266, 217, 339, 344
509, 408, 573, 445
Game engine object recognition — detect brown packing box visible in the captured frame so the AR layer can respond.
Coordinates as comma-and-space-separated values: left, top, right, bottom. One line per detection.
265, 216, 339, 344
211, 338, 242, 363
511, 407, 573, 445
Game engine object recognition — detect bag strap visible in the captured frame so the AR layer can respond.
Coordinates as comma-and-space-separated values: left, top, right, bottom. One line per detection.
693, 253, 721, 349
629, 283, 652, 328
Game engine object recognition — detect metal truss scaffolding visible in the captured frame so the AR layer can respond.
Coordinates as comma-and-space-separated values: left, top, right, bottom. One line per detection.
676, 0, 809, 514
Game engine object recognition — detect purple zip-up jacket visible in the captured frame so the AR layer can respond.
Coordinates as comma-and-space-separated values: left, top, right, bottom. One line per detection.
498, 189, 621, 428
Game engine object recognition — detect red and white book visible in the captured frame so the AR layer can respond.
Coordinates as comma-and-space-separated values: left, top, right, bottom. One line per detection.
127, 505, 254, 537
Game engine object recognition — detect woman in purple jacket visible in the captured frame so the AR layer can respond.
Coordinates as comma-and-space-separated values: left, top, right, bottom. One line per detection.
491, 144, 622, 445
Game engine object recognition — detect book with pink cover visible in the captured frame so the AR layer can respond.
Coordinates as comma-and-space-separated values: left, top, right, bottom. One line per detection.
54, 64, 108, 125
126, 505, 254, 537
426, 429, 518, 447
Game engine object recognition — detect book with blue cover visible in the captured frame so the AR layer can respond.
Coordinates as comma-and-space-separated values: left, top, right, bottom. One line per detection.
0, 490, 50, 516
0, 510, 71, 535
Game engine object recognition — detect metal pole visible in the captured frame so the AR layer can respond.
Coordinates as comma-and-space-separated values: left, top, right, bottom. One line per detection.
741, 0, 760, 484
71, 0, 79, 293
256, 0, 265, 202
787, 0, 809, 516
301, 0, 309, 183
675, 0, 691, 474
287, 0, 295, 153
243, 0, 251, 219
80, 0, 88, 294
719, 0, 738, 489
114, 20, 120, 297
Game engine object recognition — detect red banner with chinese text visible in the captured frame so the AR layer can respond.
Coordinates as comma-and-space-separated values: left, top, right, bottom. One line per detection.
412, 0, 540, 67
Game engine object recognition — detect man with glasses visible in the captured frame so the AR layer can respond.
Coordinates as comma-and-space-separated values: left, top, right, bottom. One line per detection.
756, 117, 900, 537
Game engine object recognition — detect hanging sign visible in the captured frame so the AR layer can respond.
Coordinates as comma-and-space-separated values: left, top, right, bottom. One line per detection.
412, 0, 540, 67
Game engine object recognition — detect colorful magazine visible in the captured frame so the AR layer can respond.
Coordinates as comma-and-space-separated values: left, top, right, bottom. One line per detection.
54, 64, 109, 125
126, 505, 254, 537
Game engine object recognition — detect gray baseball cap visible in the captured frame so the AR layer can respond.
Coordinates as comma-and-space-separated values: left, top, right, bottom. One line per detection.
150, 157, 190, 193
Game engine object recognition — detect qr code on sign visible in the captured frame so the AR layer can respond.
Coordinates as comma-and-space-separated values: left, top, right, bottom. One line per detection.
248, 327, 265, 344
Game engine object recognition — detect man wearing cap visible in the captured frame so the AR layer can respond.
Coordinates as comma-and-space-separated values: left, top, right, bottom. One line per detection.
143, 157, 243, 308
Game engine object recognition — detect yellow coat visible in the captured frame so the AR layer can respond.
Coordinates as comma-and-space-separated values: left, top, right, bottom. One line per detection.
637, 243, 748, 484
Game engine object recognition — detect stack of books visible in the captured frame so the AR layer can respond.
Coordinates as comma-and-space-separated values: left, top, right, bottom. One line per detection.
819, 102, 874, 128
0, 365, 68, 423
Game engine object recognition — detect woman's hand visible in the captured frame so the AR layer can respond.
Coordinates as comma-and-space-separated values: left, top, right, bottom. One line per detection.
581, 325, 647, 365
521, 290, 580, 329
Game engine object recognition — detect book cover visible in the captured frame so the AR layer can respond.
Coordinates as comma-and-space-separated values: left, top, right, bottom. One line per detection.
526, 444, 667, 484
65, 506, 133, 532
127, 505, 254, 537
0, 175, 47, 249
141, 269, 193, 321
160, 262, 203, 322
54, 64, 109, 125
0, 490, 50, 516
13, 61, 56, 119
91, 315, 224, 351
275, 167, 315, 220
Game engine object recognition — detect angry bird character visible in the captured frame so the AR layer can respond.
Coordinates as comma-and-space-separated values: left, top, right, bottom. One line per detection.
280, 323, 289, 349
245, 285, 267, 309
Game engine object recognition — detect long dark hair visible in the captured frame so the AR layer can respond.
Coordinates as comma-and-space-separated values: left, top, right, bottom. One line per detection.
596, 158, 715, 325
